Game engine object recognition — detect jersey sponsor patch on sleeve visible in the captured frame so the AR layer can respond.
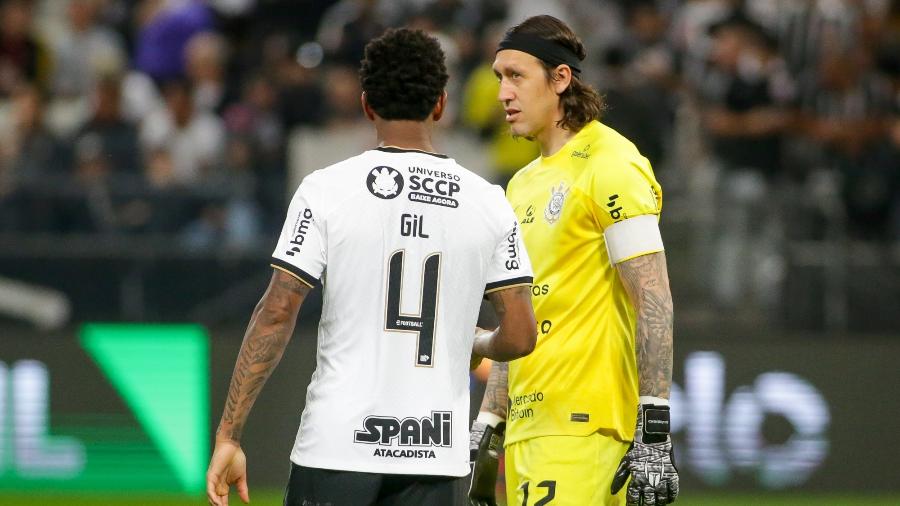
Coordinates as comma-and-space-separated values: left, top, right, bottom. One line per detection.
485, 220, 534, 292
271, 181, 326, 282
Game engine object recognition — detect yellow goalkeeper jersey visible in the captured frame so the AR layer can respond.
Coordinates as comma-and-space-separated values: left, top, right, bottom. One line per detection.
504, 120, 663, 445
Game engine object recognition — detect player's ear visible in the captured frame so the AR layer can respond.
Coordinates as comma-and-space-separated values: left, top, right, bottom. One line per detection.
361, 92, 377, 121
551, 65, 572, 95
431, 90, 448, 122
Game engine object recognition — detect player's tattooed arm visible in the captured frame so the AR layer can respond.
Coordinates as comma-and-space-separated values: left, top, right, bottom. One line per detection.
479, 360, 509, 419
616, 251, 674, 399
216, 270, 311, 443
474, 286, 537, 361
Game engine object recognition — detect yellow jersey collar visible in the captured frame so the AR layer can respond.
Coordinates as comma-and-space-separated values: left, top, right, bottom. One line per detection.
540, 120, 602, 165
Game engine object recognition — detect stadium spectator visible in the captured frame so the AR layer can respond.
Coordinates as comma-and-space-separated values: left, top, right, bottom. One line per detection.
184, 31, 233, 113
223, 74, 284, 167
134, 0, 215, 83
601, 1, 679, 167
317, 0, 386, 66
460, 23, 538, 185
222, 73, 287, 229
74, 76, 141, 175
139, 79, 226, 185
0, 83, 68, 183
261, 33, 327, 128
46, 0, 126, 99
695, 12, 795, 308
180, 136, 262, 251
0, 0, 50, 97
798, 44, 895, 239
321, 65, 364, 127
0, 83, 71, 231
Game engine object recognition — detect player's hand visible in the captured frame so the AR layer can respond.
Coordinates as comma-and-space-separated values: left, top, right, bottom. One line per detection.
611, 403, 679, 505
468, 417, 505, 506
207, 439, 250, 506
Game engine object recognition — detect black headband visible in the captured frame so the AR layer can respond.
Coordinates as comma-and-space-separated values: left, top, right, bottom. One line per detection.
497, 32, 583, 76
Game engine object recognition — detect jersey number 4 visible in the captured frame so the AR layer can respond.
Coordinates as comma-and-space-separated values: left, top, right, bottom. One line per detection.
384, 250, 441, 367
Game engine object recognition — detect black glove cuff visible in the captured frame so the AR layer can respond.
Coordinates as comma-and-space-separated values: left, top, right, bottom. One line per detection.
640, 404, 670, 444
493, 421, 506, 438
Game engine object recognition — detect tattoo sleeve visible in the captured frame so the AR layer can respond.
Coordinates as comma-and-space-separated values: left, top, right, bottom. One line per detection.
479, 360, 509, 419
616, 251, 674, 399
216, 270, 311, 442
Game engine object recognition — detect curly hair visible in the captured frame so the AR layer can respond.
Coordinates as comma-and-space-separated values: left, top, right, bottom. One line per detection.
505, 15, 604, 131
359, 28, 449, 121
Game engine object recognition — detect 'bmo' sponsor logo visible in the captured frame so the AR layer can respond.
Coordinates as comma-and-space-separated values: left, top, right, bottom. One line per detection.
407, 167, 461, 208
285, 208, 313, 257
505, 222, 521, 270
354, 411, 452, 448
367, 166, 404, 199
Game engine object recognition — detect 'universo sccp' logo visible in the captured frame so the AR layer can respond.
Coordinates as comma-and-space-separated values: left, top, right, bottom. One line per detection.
367, 166, 403, 199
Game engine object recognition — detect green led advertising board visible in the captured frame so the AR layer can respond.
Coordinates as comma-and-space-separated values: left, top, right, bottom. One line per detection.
0, 324, 208, 493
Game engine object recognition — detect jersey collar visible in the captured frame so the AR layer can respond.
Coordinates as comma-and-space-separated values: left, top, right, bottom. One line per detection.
540, 120, 601, 165
375, 146, 449, 159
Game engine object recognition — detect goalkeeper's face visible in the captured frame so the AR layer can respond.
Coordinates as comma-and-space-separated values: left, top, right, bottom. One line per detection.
493, 49, 562, 140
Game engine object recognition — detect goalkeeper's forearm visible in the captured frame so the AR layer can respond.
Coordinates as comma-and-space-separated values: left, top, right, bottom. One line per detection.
616, 252, 674, 399
478, 360, 509, 420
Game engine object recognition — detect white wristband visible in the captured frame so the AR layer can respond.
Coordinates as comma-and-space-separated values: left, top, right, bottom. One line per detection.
476, 412, 505, 428
639, 396, 669, 406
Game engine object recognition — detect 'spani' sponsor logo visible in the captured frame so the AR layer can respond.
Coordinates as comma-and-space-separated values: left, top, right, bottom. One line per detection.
354, 411, 452, 447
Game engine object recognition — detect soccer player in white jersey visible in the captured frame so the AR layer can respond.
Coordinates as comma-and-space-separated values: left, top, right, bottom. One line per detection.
206, 28, 538, 506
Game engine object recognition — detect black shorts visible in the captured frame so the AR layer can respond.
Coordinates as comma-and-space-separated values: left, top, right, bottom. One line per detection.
283, 463, 464, 506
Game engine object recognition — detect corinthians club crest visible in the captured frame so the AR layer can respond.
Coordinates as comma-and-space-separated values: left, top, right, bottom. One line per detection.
544, 181, 569, 224
367, 166, 403, 199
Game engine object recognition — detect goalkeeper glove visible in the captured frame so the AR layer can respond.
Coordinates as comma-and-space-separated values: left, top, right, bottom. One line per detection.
468, 413, 505, 506
611, 399, 679, 505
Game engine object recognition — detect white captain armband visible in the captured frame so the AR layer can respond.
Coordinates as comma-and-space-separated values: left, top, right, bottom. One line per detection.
604, 214, 664, 264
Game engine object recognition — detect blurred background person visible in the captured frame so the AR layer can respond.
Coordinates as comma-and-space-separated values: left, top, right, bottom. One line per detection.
460, 23, 539, 186
139, 78, 225, 186
0, 0, 50, 97
694, 12, 795, 310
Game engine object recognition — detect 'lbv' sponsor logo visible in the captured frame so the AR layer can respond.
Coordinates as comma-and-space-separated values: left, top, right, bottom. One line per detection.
607, 194, 624, 222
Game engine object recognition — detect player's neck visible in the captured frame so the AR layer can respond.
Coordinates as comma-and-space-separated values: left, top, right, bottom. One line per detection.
535, 121, 576, 158
375, 120, 436, 154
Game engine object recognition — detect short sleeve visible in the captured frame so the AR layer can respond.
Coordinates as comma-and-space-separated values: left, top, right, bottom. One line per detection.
271, 180, 326, 287
590, 156, 662, 231
484, 196, 533, 293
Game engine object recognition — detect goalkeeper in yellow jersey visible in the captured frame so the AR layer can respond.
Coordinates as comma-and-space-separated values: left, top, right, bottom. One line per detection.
469, 15, 678, 506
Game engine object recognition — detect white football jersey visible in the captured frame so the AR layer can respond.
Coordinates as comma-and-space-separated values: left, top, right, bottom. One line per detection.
271, 146, 533, 477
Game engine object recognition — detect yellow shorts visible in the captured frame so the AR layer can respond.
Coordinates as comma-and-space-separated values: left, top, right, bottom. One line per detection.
504, 432, 630, 506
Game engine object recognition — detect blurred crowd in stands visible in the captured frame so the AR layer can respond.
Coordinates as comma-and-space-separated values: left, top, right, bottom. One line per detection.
0, 0, 898, 261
